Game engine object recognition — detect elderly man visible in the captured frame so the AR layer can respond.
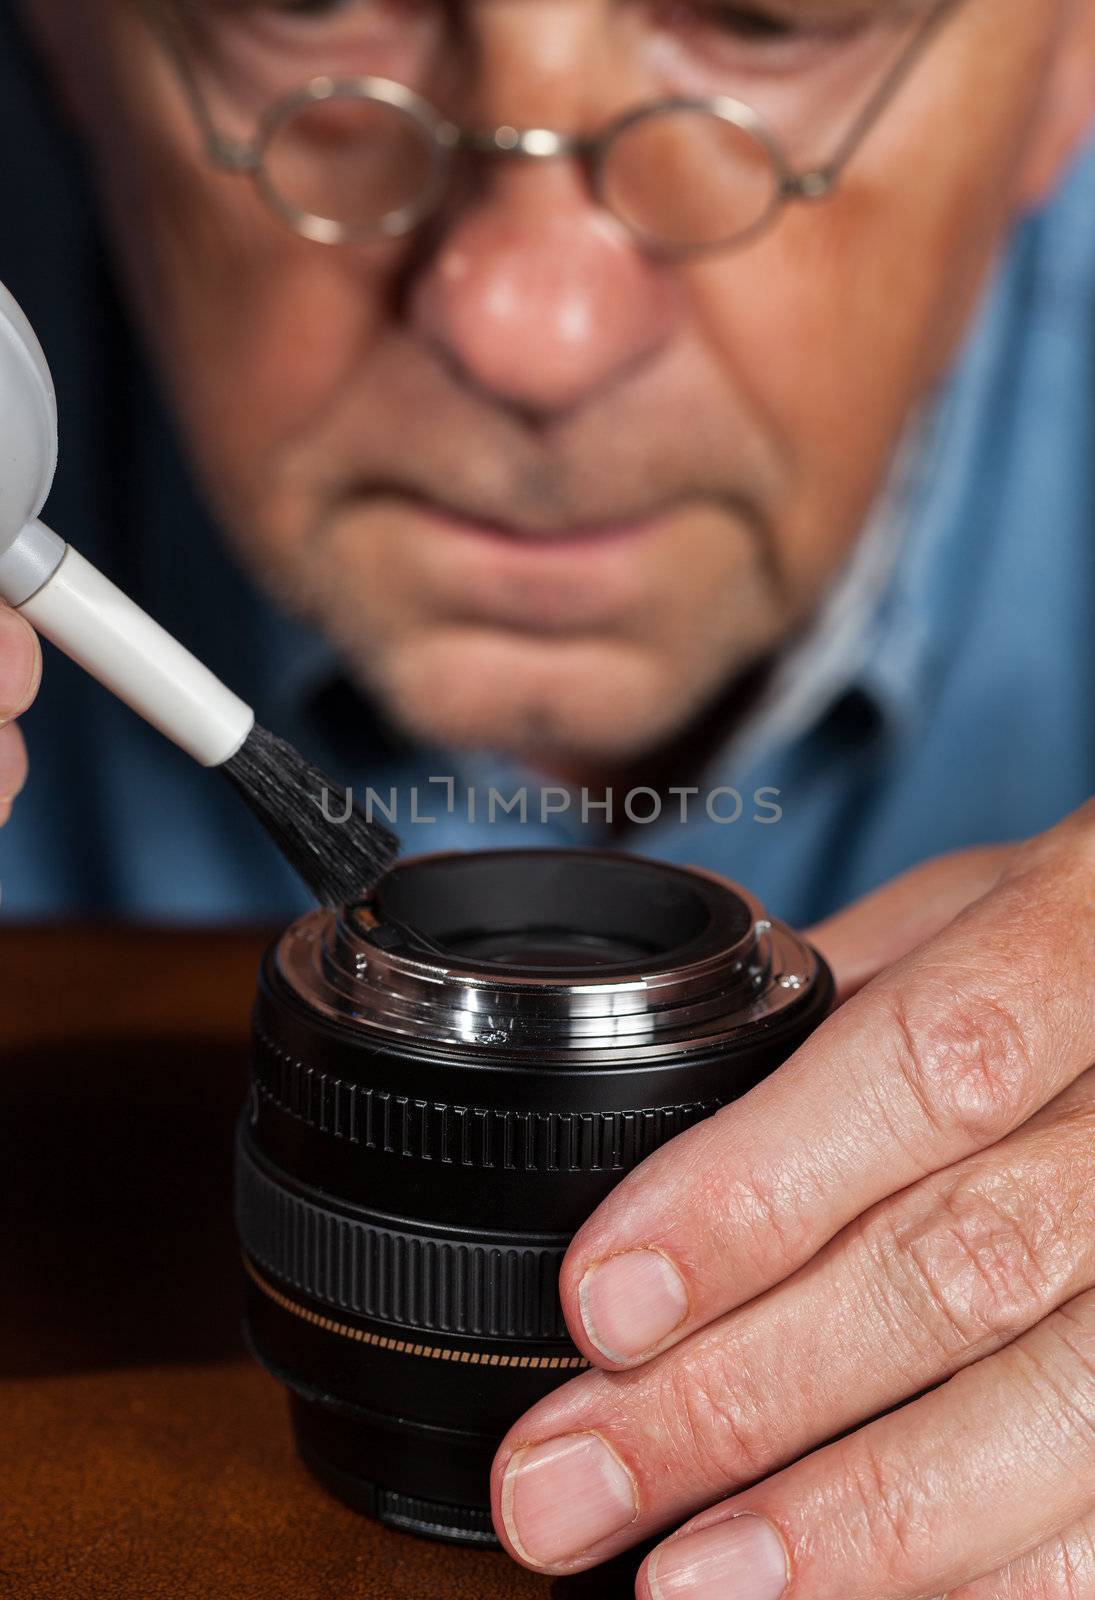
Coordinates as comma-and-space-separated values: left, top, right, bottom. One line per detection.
1, 1, 1094, 1596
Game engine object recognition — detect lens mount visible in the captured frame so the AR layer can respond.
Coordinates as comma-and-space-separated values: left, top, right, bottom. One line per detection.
276, 849, 822, 1058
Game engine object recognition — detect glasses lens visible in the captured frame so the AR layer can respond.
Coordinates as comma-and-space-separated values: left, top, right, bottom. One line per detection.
259, 88, 442, 242
600, 103, 782, 252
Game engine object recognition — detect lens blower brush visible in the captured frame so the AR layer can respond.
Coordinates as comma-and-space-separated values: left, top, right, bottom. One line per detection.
0, 280, 399, 906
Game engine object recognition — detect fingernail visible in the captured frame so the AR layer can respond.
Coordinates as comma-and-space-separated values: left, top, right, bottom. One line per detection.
500, 1432, 638, 1568
0, 608, 39, 720
579, 1249, 689, 1362
0, 722, 26, 809
648, 1514, 789, 1600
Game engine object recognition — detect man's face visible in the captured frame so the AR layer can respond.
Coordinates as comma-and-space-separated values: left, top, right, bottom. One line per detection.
27, 0, 1093, 766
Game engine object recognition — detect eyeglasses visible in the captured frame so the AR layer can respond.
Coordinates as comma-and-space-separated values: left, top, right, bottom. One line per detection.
140, 0, 963, 257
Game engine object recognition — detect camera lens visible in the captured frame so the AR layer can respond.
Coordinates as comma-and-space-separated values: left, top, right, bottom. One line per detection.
236, 849, 832, 1546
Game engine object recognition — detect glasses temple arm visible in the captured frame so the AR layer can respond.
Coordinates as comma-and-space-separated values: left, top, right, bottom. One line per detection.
132, 0, 258, 170
798, 0, 963, 194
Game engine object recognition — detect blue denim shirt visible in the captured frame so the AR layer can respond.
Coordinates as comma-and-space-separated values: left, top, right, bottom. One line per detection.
1, 10, 1093, 928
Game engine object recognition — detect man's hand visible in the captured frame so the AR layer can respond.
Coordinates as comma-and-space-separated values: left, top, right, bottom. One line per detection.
490, 808, 1095, 1599
0, 604, 39, 826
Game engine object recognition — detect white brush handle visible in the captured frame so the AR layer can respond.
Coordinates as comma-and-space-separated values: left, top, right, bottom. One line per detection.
16, 529, 255, 768
0, 286, 254, 768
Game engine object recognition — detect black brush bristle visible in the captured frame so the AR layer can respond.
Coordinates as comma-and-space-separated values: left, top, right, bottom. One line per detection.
221, 723, 400, 908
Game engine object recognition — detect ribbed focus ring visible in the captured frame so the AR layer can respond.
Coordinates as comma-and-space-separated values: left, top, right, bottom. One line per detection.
236, 1135, 572, 1341
253, 1023, 719, 1173
372, 1488, 497, 1545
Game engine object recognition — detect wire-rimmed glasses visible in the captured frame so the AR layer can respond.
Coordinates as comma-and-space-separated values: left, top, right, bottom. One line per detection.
140, 0, 962, 255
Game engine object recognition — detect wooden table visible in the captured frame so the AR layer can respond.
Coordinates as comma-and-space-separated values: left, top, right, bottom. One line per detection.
0, 926, 651, 1599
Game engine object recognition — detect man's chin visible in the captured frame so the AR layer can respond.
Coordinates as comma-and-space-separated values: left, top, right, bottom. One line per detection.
364, 629, 704, 768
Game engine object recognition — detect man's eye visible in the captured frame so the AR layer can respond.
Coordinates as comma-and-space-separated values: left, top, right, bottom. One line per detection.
212, 0, 406, 19
696, 4, 800, 38
195, 0, 362, 16
269, 0, 360, 13
664, 0, 870, 44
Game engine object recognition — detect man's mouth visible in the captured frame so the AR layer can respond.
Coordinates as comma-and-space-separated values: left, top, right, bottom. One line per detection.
327, 484, 695, 636
341, 480, 704, 547
403, 493, 671, 548
312, 472, 780, 641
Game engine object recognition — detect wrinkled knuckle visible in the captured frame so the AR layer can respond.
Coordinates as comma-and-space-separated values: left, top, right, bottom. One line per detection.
1048, 1304, 1095, 1441
1007, 1304, 1095, 1466
948, 1526, 1095, 1600
841, 1437, 931, 1583
1007, 808, 1095, 885
657, 1342, 772, 1489
1062, 1520, 1095, 1599
887, 1173, 1064, 1360
882, 985, 1038, 1149
1048, 1518, 1095, 1600
998, 841, 1095, 990
1047, 1293, 1095, 1393
988, 1521, 1095, 1600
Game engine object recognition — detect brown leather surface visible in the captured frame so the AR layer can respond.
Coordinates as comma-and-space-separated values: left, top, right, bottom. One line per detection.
0, 926, 648, 1599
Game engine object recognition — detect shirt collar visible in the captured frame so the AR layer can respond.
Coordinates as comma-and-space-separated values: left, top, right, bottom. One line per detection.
713, 235, 1029, 776
714, 393, 946, 780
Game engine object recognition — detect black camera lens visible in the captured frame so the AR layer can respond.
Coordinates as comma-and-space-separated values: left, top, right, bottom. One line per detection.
236, 849, 832, 1547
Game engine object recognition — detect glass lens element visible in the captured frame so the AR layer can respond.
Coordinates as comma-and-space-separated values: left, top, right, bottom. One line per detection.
258, 87, 443, 242
599, 102, 783, 251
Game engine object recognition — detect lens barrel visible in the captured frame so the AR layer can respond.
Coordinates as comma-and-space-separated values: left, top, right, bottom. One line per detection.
236, 849, 832, 1546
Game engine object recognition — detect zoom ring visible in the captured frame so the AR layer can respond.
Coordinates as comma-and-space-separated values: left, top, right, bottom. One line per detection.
253, 1023, 719, 1173
236, 1136, 572, 1341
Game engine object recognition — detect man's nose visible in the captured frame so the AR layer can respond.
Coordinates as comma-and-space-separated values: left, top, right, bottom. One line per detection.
408, 162, 680, 418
